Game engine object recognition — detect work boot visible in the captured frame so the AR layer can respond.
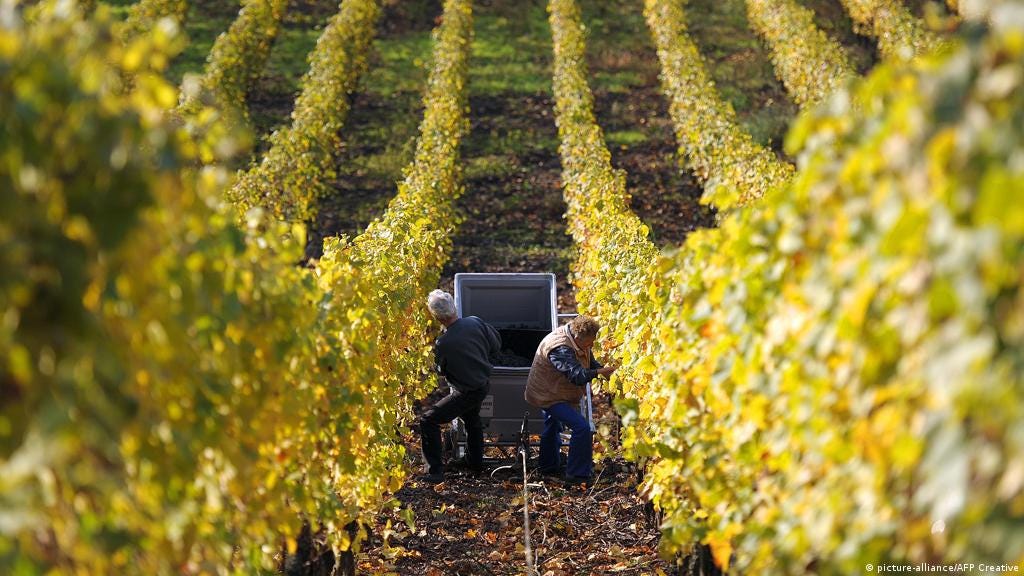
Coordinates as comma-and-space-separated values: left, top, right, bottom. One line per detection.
538, 466, 564, 478
447, 456, 483, 475
419, 472, 445, 485
563, 475, 592, 488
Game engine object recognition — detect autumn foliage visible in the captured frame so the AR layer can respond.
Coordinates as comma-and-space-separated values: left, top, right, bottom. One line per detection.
2, 0, 1023, 574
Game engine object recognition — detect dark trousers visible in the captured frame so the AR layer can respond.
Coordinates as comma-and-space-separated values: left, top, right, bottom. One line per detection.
420, 386, 488, 475
539, 401, 593, 478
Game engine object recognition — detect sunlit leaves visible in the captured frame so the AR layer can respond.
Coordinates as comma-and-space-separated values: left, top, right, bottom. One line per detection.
546, 0, 672, 565
228, 0, 381, 220
0, 6, 312, 572
644, 18, 1024, 573
177, 0, 289, 130
309, 0, 473, 558
745, 0, 856, 108
117, 0, 189, 45
643, 0, 793, 211
552, 3, 1023, 572
838, 0, 945, 61
0, 0, 473, 570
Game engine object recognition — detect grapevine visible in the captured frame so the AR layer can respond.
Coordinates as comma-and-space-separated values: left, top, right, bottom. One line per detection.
546, 0, 663, 469
636, 15, 1024, 572
4, 0, 1021, 574
310, 0, 474, 552
228, 0, 381, 221
0, 0, 473, 570
177, 0, 289, 128
643, 0, 794, 211
744, 0, 856, 108
838, 0, 944, 61
117, 0, 189, 44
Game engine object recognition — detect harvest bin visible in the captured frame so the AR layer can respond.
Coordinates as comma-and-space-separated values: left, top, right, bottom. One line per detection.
445, 273, 593, 459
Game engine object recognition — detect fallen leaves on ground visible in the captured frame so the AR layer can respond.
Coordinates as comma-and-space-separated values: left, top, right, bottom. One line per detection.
358, 456, 673, 575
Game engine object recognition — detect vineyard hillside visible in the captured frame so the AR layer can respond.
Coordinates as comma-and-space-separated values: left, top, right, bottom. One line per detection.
3, 0, 1021, 574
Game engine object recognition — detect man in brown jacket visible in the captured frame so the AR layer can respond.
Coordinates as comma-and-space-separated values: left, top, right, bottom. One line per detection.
524, 315, 615, 484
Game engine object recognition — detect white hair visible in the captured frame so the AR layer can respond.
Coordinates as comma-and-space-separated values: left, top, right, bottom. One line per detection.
427, 289, 457, 321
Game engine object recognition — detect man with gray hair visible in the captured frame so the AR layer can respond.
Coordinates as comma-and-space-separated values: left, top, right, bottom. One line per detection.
419, 289, 501, 484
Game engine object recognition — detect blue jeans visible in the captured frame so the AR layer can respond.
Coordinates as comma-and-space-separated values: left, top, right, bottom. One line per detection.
539, 401, 592, 479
